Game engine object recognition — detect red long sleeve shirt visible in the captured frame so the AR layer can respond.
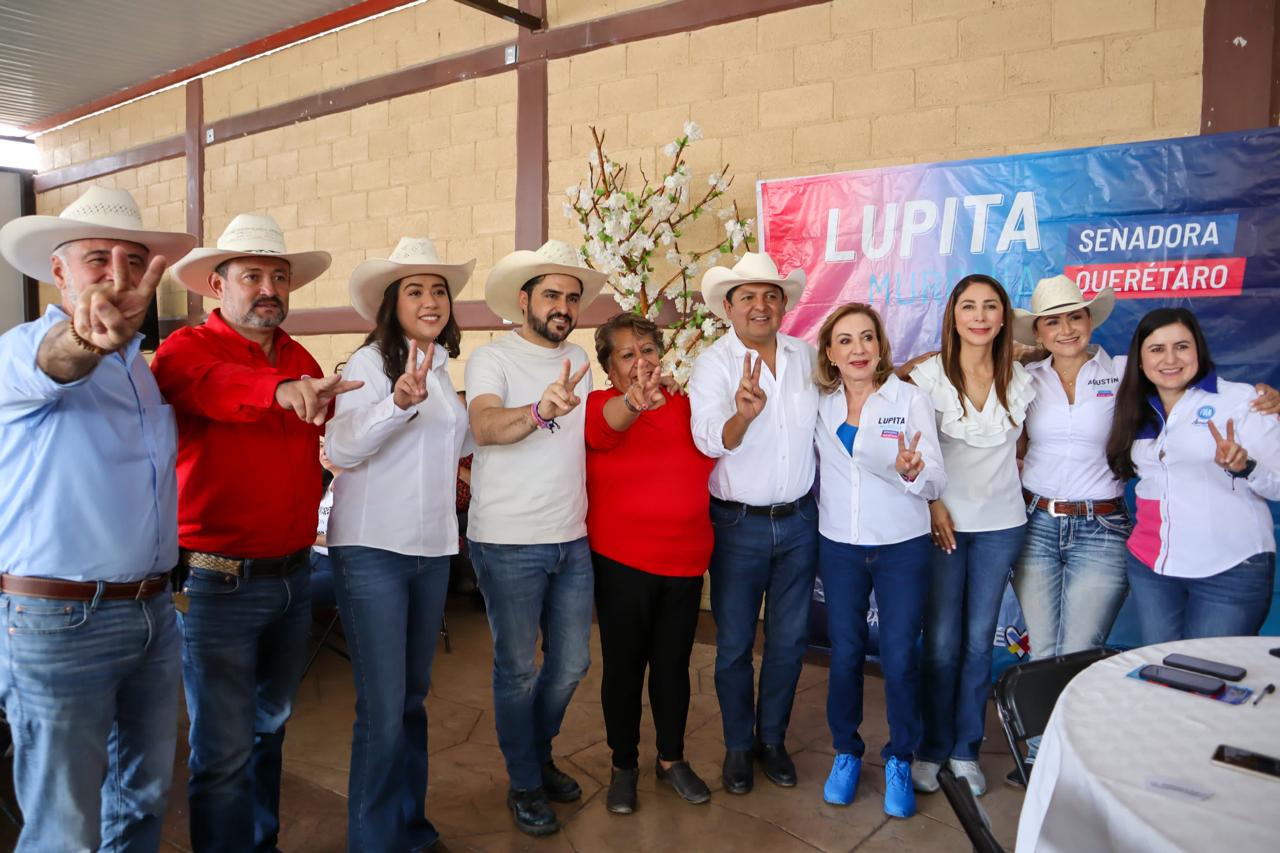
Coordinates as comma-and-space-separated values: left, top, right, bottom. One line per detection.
584, 388, 715, 576
151, 309, 323, 558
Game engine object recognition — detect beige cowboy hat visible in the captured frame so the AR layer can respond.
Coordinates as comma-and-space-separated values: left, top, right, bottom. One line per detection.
349, 237, 475, 323
170, 213, 331, 297
1013, 274, 1116, 345
0, 185, 198, 282
484, 239, 607, 324
700, 252, 806, 321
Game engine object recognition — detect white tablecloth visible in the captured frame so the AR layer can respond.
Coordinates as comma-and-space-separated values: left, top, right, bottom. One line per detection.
1016, 636, 1280, 853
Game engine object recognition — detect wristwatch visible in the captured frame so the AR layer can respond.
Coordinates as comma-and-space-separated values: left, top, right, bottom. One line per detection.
1230, 458, 1258, 480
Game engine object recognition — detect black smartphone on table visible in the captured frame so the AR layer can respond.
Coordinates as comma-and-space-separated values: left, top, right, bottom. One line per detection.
1162, 653, 1246, 682
1212, 745, 1280, 781
1138, 664, 1225, 695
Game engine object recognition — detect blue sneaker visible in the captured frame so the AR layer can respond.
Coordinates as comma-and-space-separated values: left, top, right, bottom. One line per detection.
823, 753, 861, 805
884, 757, 916, 818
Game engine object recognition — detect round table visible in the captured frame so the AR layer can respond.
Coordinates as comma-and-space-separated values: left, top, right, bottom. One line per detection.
1016, 636, 1280, 853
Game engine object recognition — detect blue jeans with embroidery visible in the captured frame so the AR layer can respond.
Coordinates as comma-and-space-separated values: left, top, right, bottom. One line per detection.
1125, 550, 1275, 644
467, 538, 594, 791
0, 589, 180, 853
1013, 503, 1132, 660
180, 567, 312, 853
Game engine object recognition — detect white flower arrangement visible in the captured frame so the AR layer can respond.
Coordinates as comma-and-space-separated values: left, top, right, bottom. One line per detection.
563, 123, 754, 387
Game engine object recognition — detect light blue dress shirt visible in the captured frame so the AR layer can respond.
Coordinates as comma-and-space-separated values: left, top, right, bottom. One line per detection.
0, 305, 178, 581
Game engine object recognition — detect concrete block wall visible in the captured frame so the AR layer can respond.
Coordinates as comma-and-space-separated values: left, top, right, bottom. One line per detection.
36, 87, 185, 171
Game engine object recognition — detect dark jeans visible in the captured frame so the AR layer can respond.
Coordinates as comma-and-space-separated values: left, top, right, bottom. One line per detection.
920, 525, 1026, 763
179, 567, 312, 853
708, 494, 819, 751
330, 546, 450, 853
593, 552, 704, 769
1126, 550, 1275, 644
467, 537, 593, 790
819, 534, 931, 761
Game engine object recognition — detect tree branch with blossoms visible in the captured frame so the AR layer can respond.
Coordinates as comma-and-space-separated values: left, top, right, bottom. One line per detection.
563, 121, 755, 386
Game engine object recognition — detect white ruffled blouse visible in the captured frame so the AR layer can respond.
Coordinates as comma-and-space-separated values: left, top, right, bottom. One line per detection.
910, 354, 1035, 532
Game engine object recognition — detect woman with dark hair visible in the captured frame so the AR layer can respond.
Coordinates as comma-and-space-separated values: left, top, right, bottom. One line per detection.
323, 238, 475, 852
1106, 307, 1280, 643
585, 312, 716, 816
811, 303, 945, 818
906, 274, 1034, 798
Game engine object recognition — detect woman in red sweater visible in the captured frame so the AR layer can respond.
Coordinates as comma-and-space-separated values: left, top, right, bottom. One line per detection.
586, 313, 716, 816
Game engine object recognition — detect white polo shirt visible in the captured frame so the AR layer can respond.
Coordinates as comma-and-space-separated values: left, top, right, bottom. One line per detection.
910, 354, 1034, 532
325, 342, 471, 557
815, 374, 947, 545
688, 328, 818, 505
1128, 375, 1280, 578
1022, 348, 1127, 501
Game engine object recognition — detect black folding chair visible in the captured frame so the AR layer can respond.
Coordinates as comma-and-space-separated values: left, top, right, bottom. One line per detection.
938, 765, 1004, 853
994, 646, 1117, 786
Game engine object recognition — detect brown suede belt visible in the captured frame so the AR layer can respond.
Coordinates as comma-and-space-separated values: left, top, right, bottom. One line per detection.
0, 573, 171, 601
1023, 490, 1123, 518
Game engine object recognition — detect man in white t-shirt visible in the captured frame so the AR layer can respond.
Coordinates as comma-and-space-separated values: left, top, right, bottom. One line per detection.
688, 253, 819, 795
463, 240, 606, 837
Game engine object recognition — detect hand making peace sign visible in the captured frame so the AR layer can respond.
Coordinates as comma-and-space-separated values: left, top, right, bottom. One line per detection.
735, 353, 767, 422
895, 431, 925, 481
1207, 418, 1249, 473
393, 340, 434, 410
537, 359, 590, 420
624, 354, 667, 413
73, 245, 167, 353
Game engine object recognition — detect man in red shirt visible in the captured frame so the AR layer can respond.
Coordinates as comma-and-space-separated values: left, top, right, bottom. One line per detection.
151, 213, 360, 853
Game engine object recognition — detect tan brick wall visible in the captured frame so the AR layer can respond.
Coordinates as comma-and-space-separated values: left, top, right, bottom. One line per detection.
546, 0, 669, 28
203, 3, 516, 124
35, 88, 185, 172
32, 160, 189, 317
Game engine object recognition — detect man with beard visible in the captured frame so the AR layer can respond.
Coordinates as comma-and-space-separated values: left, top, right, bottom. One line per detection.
151, 214, 361, 852
464, 240, 605, 836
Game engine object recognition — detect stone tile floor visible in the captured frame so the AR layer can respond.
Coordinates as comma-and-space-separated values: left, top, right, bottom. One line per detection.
0, 598, 1027, 851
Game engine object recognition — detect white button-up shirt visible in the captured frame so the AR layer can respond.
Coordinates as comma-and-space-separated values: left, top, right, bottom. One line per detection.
1022, 348, 1127, 500
325, 342, 471, 557
815, 374, 946, 545
1129, 375, 1280, 578
689, 328, 818, 505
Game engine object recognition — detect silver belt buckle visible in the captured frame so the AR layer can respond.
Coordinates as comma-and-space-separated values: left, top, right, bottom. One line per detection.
1046, 498, 1064, 517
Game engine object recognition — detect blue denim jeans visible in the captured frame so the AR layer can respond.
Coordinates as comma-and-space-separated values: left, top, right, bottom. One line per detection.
920, 525, 1026, 763
179, 567, 312, 853
819, 534, 930, 761
467, 537, 593, 791
1013, 503, 1131, 660
708, 496, 818, 751
1125, 550, 1276, 644
0, 588, 180, 853
329, 546, 449, 853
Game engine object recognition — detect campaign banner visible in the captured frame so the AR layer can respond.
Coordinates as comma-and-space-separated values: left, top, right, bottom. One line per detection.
759, 128, 1280, 386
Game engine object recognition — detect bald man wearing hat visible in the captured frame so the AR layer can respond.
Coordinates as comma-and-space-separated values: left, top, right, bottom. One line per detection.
150, 213, 361, 853
463, 240, 605, 836
0, 185, 196, 851
688, 252, 819, 796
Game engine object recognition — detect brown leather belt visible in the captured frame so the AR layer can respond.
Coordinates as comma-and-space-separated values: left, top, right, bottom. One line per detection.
1023, 490, 1123, 518
179, 548, 309, 579
0, 573, 171, 601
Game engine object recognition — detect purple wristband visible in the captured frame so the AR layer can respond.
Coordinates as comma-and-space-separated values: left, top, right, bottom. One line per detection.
530, 402, 559, 432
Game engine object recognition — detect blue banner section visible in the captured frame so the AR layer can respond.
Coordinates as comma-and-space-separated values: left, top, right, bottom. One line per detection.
1066, 214, 1240, 264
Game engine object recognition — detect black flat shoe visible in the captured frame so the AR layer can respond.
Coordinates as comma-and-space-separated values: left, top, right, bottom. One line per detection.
755, 743, 797, 787
607, 766, 638, 814
506, 788, 559, 836
722, 749, 754, 794
656, 759, 711, 804
541, 760, 582, 803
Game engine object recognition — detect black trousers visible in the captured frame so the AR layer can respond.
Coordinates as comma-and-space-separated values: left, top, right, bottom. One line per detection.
592, 552, 704, 769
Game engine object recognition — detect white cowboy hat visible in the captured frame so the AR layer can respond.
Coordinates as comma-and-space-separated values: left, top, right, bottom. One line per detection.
170, 213, 331, 297
348, 237, 475, 323
484, 239, 607, 324
1013, 274, 1116, 345
700, 252, 806, 321
0, 185, 198, 282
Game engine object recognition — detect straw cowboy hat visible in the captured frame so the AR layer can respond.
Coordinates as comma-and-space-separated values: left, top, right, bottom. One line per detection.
0, 185, 197, 282
348, 237, 475, 323
1013, 274, 1116, 345
700, 252, 806, 321
170, 213, 331, 297
484, 239, 607, 324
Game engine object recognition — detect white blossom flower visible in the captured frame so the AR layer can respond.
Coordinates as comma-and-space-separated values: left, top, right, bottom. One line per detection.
683, 121, 703, 142
662, 141, 679, 158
